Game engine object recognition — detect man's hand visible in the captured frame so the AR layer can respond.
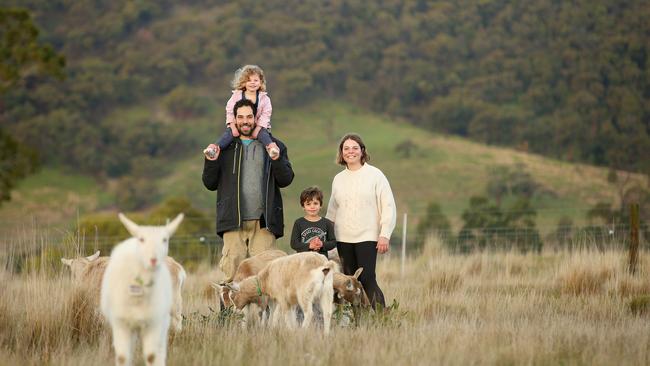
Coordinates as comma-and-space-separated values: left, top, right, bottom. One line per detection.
267, 142, 280, 160
203, 144, 219, 160
377, 236, 390, 254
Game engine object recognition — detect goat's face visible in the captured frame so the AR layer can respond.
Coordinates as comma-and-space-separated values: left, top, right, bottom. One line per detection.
222, 286, 235, 308
334, 268, 370, 306
225, 280, 259, 310
212, 282, 235, 308
119, 213, 184, 270
61, 250, 100, 279
225, 283, 248, 310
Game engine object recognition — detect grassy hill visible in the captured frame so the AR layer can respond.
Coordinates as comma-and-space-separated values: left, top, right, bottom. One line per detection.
0, 100, 640, 244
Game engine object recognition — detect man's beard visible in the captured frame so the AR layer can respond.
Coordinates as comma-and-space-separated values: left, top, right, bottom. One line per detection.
237, 123, 254, 137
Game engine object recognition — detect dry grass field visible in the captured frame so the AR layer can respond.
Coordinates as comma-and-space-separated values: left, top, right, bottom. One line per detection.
1, 238, 650, 366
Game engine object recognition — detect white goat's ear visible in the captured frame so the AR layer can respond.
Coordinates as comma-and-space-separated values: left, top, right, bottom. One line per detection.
61, 258, 73, 266
353, 267, 363, 279
86, 250, 100, 261
118, 213, 140, 238
166, 213, 184, 236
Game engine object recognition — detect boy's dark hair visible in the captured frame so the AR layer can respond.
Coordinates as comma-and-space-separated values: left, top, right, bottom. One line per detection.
300, 186, 323, 206
233, 98, 257, 117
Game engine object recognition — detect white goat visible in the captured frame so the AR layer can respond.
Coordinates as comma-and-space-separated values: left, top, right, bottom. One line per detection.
227, 252, 338, 334
100, 213, 183, 366
62, 252, 187, 333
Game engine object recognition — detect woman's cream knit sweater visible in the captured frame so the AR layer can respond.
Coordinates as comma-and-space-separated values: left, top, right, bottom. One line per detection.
326, 163, 396, 243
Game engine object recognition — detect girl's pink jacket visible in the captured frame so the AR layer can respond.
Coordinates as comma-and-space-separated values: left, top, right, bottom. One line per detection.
225, 90, 272, 129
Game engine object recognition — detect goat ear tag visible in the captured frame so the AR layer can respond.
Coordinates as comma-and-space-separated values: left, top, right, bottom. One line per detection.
129, 285, 144, 296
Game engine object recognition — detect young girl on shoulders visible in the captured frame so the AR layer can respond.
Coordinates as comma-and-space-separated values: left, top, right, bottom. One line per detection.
206, 65, 279, 159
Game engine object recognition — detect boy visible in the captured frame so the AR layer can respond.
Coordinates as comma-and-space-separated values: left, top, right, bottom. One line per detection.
290, 186, 336, 258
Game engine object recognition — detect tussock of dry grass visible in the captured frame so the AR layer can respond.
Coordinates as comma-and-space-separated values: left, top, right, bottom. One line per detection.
428, 271, 463, 293
2, 240, 650, 365
557, 267, 612, 295
554, 251, 637, 296
68, 285, 105, 344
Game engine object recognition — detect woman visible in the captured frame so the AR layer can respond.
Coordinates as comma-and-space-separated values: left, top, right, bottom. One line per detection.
326, 133, 396, 309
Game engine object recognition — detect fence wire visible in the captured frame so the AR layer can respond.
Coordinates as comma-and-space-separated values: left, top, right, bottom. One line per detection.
1, 208, 648, 265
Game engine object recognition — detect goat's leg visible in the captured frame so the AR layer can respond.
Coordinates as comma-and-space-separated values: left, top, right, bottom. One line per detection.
271, 302, 285, 329
141, 319, 170, 366
298, 293, 314, 329
320, 288, 334, 335
244, 303, 260, 327
262, 301, 274, 326
283, 303, 299, 329
170, 295, 183, 332
111, 322, 135, 366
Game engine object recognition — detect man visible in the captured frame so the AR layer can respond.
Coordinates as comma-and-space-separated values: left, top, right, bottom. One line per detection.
202, 98, 294, 281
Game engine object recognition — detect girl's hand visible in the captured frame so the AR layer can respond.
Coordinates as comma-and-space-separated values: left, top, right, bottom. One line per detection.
377, 236, 390, 254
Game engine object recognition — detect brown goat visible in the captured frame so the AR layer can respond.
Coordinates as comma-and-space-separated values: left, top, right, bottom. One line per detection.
333, 268, 370, 306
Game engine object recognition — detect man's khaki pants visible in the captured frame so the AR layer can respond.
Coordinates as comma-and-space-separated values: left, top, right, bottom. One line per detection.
219, 220, 276, 281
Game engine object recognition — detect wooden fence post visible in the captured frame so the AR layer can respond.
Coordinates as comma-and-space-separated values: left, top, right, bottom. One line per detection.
628, 203, 640, 275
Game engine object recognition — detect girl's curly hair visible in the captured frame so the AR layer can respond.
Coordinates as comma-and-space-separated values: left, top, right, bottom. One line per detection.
231, 65, 267, 92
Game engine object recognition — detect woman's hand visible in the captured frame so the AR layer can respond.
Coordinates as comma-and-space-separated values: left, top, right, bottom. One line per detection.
377, 236, 390, 254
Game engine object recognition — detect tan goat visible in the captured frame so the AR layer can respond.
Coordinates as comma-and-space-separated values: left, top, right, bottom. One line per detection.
213, 249, 287, 309
61, 252, 186, 332
226, 252, 338, 334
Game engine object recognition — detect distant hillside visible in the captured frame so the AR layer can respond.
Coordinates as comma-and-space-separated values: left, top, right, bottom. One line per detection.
2, 0, 649, 194
2, 101, 643, 245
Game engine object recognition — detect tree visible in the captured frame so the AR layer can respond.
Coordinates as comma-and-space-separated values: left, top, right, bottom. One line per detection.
415, 202, 453, 252
0, 8, 65, 205
162, 86, 210, 120
0, 128, 38, 204
0, 8, 65, 94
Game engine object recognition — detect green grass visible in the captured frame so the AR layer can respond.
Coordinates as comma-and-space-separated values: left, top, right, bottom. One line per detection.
0, 168, 110, 236
1, 99, 642, 244
17, 168, 97, 194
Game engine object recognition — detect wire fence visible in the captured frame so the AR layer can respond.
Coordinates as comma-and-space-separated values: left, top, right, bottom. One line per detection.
1, 208, 648, 269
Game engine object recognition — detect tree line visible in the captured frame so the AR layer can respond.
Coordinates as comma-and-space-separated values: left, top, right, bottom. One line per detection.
1, 0, 649, 204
